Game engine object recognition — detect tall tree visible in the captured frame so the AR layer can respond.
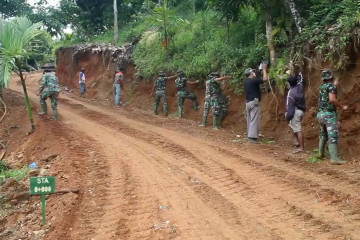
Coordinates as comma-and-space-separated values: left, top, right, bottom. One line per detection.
114, 0, 119, 44
285, 0, 302, 33
0, 17, 49, 133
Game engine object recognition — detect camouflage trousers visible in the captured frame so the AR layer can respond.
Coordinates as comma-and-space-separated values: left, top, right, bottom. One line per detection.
317, 111, 339, 144
219, 94, 229, 123
177, 89, 198, 117
154, 90, 168, 115
210, 95, 221, 117
203, 97, 211, 118
40, 91, 59, 112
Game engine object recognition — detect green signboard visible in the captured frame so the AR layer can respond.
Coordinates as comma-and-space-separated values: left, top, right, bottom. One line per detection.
30, 177, 56, 225
30, 177, 55, 195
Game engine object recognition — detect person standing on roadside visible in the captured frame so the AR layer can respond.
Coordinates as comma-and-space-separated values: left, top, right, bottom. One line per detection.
317, 70, 348, 164
79, 68, 86, 97
285, 75, 306, 153
244, 63, 268, 143
208, 72, 232, 130
114, 67, 125, 106
175, 70, 199, 118
38, 69, 61, 121
150, 71, 177, 116
200, 74, 212, 127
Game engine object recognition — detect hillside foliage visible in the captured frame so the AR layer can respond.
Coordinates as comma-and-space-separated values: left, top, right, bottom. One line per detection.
1, 0, 359, 91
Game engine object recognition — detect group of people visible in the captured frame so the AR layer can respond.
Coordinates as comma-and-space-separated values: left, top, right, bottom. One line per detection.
150, 63, 348, 165
150, 70, 231, 130
38, 63, 348, 165
284, 69, 347, 164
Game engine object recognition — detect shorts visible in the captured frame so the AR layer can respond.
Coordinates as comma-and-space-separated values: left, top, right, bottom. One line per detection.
289, 109, 304, 133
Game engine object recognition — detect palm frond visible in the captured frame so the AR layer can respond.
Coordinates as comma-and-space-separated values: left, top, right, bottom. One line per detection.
0, 17, 47, 87
0, 54, 15, 87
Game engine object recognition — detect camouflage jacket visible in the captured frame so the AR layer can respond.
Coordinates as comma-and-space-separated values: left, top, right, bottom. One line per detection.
318, 82, 337, 113
40, 73, 61, 93
155, 77, 167, 91
175, 76, 187, 91
209, 78, 221, 97
205, 79, 211, 100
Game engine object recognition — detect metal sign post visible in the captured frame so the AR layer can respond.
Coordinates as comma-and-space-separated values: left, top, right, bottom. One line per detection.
30, 177, 56, 225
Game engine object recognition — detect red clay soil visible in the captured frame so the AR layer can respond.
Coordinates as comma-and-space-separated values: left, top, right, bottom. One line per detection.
0, 88, 107, 240
3, 69, 360, 240
55, 47, 360, 159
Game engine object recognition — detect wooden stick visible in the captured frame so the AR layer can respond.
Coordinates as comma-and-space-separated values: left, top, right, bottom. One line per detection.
0, 97, 7, 122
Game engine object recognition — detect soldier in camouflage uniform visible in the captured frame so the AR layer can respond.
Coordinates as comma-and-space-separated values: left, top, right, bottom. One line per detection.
200, 75, 212, 127
205, 72, 232, 130
150, 71, 177, 116
218, 92, 230, 127
175, 70, 199, 118
317, 70, 348, 165
38, 69, 61, 121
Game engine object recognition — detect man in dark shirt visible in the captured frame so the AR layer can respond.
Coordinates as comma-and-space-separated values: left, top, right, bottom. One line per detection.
244, 63, 268, 143
285, 76, 306, 153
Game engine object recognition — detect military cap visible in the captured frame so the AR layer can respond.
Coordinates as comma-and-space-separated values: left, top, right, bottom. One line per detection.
322, 69, 333, 81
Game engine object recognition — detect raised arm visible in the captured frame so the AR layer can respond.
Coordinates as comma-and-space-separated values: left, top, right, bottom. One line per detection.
150, 81, 156, 97
187, 80, 200, 85
167, 75, 178, 81
262, 64, 269, 81
214, 76, 232, 82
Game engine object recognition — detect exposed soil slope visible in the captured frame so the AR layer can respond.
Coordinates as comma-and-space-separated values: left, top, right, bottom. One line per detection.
56, 46, 360, 158
6, 71, 360, 240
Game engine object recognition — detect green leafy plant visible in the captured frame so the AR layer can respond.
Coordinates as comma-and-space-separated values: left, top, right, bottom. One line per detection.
306, 149, 322, 163
0, 160, 29, 183
0, 17, 50, 133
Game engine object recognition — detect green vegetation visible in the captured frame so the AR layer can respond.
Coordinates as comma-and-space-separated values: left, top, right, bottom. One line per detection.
306, 149, 322, 163
0, 17, 50, 132
1, 0, 359, 92
0, 160, 29, 183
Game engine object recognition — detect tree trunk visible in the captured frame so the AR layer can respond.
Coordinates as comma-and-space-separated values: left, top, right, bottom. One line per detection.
113, 0, 119, 45
163, 0, 169, 56
286, 0, 302, 33
265, 12, 276, 66
17, 64, 35, 133
192, 0, 196, 15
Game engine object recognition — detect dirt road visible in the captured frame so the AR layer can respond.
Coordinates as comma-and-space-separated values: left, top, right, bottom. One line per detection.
10, 74, 360, 240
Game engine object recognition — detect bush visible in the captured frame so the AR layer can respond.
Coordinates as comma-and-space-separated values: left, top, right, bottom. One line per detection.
0, 161, 29, 183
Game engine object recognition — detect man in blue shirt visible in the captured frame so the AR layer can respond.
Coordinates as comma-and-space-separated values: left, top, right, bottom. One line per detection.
79, 68, 86, 97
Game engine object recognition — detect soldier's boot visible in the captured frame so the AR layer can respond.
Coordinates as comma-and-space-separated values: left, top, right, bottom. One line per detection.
318, 138, 327, 159
200, 115, 207, 127
178, 106, 183, 118
39, 100, 47, 115
213, 116, 219, 130
153, 104, 158, 115
52, 109, 58, 121
328, 143, 346, 165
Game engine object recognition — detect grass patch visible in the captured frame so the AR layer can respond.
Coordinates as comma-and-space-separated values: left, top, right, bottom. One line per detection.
307, 149, 322, 163
0, 160, 29, 183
